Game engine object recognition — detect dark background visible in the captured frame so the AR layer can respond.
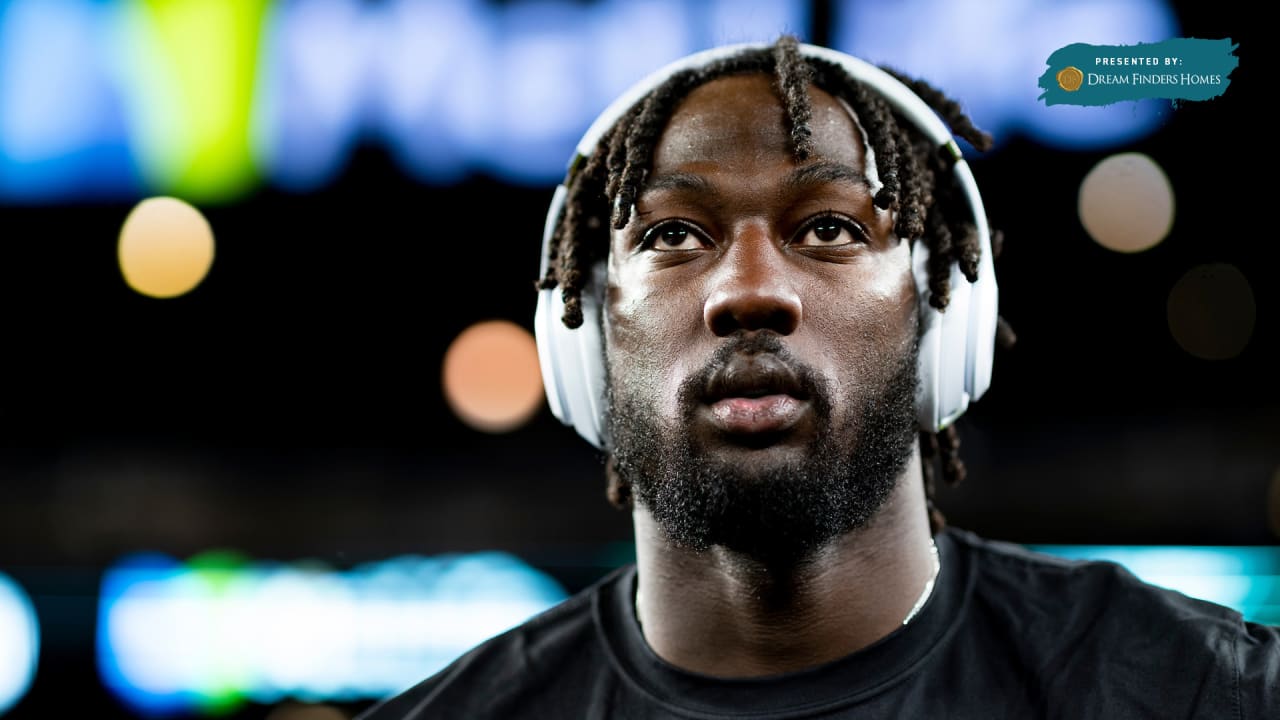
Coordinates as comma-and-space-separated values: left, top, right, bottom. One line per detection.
0, 1, 1272, 718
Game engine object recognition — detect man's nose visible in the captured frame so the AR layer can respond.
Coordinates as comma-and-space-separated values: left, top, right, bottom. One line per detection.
702, 228, 803, 337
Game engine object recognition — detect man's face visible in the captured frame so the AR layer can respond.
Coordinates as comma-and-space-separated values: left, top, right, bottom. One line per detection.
604, 73, 920, 563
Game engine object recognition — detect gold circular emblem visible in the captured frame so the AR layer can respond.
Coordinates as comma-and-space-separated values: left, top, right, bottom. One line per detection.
1057, 66, 1084, 92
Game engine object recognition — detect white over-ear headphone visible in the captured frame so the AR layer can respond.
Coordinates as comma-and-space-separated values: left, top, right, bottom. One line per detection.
534, 43, 998, 450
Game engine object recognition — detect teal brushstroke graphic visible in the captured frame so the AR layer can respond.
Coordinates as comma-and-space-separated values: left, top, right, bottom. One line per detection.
1039, 38, 1238, 106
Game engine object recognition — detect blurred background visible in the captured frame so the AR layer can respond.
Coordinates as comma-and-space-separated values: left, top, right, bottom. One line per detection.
0, 0, 1273, 717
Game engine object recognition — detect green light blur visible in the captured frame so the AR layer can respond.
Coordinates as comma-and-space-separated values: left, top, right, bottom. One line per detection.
118, 0, 267, 202
188, 551, 251, 715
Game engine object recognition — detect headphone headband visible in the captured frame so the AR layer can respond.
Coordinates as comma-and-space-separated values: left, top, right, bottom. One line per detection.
536, 42, 998, 449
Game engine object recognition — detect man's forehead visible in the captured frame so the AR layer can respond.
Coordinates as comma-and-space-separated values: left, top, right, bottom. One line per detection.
649, 73, 869, 174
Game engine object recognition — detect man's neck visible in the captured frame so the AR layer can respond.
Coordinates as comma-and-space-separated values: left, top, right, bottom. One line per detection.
631, 452, 936, 678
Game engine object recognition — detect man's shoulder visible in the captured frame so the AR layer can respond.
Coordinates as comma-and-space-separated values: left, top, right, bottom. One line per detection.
948, 527, 1250, 626
355, 564, 630, 720
946, 528, 1280, 714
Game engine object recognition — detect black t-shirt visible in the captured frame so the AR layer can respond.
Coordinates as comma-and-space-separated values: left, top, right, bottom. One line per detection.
357, 528, 1279, 719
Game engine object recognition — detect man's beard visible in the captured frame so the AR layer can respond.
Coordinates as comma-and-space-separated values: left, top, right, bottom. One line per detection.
606, 333, 919, 566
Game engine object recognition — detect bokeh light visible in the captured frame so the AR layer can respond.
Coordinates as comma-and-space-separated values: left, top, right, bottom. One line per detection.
1166, 263, 1256, 360
1078, 152, 1174, 253
118, 196, 216, 298
442, 320, 544, 433
0, 572, 40, 715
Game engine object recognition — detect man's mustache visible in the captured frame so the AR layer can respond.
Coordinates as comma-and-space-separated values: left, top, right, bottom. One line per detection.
678, 332, 830, 414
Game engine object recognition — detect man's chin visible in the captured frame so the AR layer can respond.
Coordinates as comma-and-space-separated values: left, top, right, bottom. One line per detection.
693, 433, 814, 460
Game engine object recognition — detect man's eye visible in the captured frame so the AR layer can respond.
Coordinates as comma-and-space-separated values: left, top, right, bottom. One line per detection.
644, 222, 704, 251
795, 217, 864, 247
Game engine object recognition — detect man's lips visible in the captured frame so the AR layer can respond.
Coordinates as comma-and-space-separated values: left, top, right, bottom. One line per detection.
699, 352, 812, 437
707, 394, 807, 434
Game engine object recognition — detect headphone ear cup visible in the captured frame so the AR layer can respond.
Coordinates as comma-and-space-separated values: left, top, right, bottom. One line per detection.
913, 240, 943, 432
965, 249, 998, 403
939, 257, 974, 428
912, 239, 974, 433
535, 288, 569, 425
956, 160, 999, 405
534, 264, 609, 450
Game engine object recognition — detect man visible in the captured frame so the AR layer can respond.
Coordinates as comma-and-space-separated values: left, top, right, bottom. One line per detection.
361, 38, 1278, 718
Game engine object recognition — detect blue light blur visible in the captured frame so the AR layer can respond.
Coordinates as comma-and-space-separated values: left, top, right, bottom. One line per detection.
0, 0, 142, 200
95, 553, 190, 717
255, 0, 376, 192
97, 551, 568, 716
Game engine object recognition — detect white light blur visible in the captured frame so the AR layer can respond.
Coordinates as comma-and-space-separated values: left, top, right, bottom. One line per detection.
106, 575, 216, 696
0, 571, 40, 715
98, 552, 567, 714
250, 569, 357, 700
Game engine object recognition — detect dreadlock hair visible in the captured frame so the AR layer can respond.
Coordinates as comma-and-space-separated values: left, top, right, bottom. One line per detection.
537, 36, 1016, 536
